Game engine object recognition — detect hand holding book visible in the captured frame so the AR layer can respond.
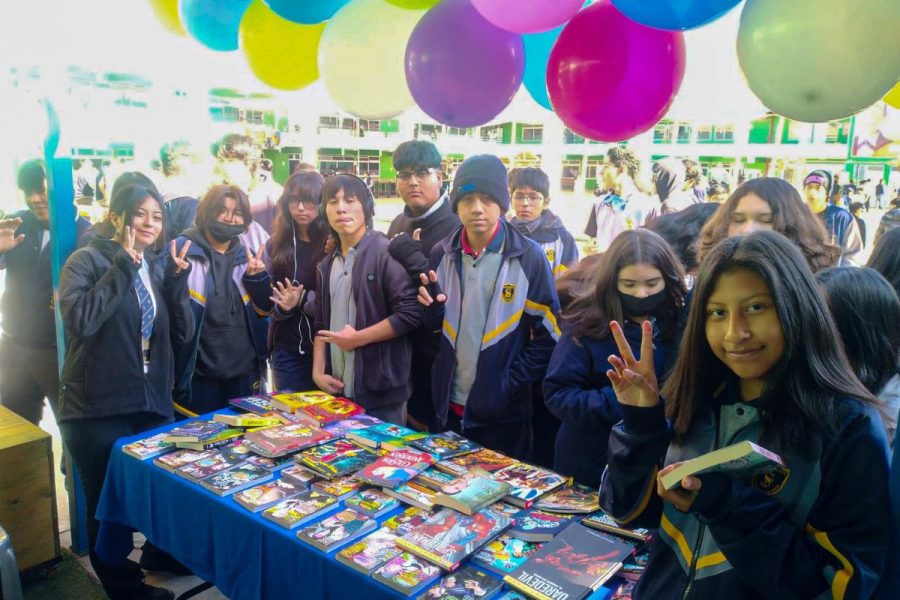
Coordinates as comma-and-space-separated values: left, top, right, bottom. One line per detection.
606, 320, 660, 408
657, 462, 702, 513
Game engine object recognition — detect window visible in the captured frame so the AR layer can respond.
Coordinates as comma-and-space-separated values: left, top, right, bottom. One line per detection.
418, 124, 442, 139
696, 125, 714, 142
714, 126, 734, 142
653, 124, 673, 143
481, 125, 505, 143
358, 155, 380, 176
288, 153, 303, 175
319, 116, 340, 130
446, 127, 470, 136
521, 125, 543, 143
563, 128, 585, 144
676, 124, 693, 143
318, 151, 356, 175
209, 106, 240, 122
245, 110, 264, 125
359, 120, 380, 132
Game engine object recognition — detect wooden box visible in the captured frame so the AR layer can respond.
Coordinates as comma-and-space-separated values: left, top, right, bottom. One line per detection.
0, 405, 60, 571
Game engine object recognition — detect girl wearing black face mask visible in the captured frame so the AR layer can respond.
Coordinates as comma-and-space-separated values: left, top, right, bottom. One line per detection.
544, 229, 686, 487
170, 184, 271, 417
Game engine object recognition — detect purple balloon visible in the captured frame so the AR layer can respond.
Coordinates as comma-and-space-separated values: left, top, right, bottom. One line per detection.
406, 0, 525, 128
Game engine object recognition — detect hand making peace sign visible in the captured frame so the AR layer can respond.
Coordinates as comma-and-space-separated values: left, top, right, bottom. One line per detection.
169, 240, 191, 274
121, 226, 142, 265
606, 320, 659, 408
245, 244, 266, 276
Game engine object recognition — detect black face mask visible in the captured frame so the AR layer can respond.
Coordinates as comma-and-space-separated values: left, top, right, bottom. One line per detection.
207, 221, 245, 243
618, 289, 667, 317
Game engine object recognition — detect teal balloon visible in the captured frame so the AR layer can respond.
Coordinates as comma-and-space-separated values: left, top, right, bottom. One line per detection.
263, 0, 351, 24
611, 0, 741, 31
523, 25, 563, 111
180, 0, 252, 51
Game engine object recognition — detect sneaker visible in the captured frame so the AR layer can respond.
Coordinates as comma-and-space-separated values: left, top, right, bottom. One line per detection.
139, 542, 193, 576
136, 583, 175, 600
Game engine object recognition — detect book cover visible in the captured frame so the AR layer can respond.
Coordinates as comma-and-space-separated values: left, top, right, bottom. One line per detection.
660, 440, 785, 491
173, 428, 244, 451
261, 489, 340, 529
336, 526, 402, 575
431, 474, 511, 516
344, 487, 401, 518
580, 512, 652, 544
488, 502, 525, 522
213, 413, 283, 428
270, 390, 334, 414
244, 423, 336, 456
233, 478, 302, 512
174, 451, 242, 481
153, 448, 217, 472
472, 534, 543, 576
383, 507, 433, 536
493, 463, 568, 508
435, 449, 517, 477
373, 551, 443, 597
347, 422, 429, 451
417, 565, 502, 600
296, 508, 377, 553
322, 415, 384, 437
163, 420, 228, 443
122, 433, 175, 460
358, 449, 436, 489
508, 509, 574, 542
229, 394, 276, 415
384, 481, 439, 511
410, 431, 482, 461
619, 548, 650, 582
297, 398, 365, 427
503, 524, 635, 600
220, 439, 295, 472
534, 484, 601, 514
280, 464, 319, 489
294, 438, 379, 479
397, 508, 513, 570
200, 463, 273, 496
414, 467, 460, 491
311, 475, 363, 501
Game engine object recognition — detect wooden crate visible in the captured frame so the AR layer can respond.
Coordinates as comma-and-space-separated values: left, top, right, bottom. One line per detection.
0, 405, 60, 571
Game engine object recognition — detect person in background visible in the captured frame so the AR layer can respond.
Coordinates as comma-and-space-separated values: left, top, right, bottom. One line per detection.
850, 201, 867, 247
707, 181, 730, 204
649, 158, 694, 221
682, 158, 706, 203
212, 133, 279, 235
644, 202, 719, 286
585, 147, 654, 253
868, 226, 900, 298
159, 140, 201, 242
803, 169, 862, 265
876, 179, 886, 210
873, 194, 900, 247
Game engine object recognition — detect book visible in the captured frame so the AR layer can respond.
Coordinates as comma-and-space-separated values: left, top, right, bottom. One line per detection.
489, 501, 525, 522
373, 551, 443, 597
296, 508, 377, 552
508, 509, 574, 542
163, 420, 228, 443
417, 565, 503, 600
213, 413, 283, 428
347, 422, 429, 451
220, 439, 295, 472
311, 475, 363, 501
534, 484, 601, 514
199, 463, 273, 496
431, 473, 511, 516
322, 415, 384, 437
261, 489, 340, 529
580, 511, 652, 544
294, 438, 379, 479
503, 523, 635, 600
296, 398, 365, 427
414, 467, 461, 491
122, 433, 175, 460
243, 423, 336, 456
173, 428, 244, 451
336, 526, 403, 575
229, 394, 276, 415
410, 431, 482, 461
153, 448, 217, 472
659, 440, 785, 491
280, 464, 320, 489
384, 481, 439, 511
397, 508, 513, 570
239, 440, 300, 459
383, 507, 433, 536
358, 449, 436, 489
174, 451, 243, 482
270, 390, 334, 414
344, 487, 401, 518
435, 449, 518, 477
492, 463, 568, 509
233, 478, 302, 512
619, 548, 650, 582
472, 534, 543, 576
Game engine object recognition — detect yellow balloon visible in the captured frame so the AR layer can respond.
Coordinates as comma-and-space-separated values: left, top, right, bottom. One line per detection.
147, 0, 186, 36
240, 0, 324, 91
885, 82, 900, 110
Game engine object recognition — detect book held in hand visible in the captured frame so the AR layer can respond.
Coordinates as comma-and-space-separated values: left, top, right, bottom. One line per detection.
373, 551, 443, 597
659, 440, 785, 491
244, 422, 336, 457
493, 463, 568, 509
336, 526, 403, 575
122, 433, 175, 460
358, 448, 436, 489
397, 507, 513, 570
261, 489, 340, 529
296, 508, 377, 552
534, 484, 600, 514
417, 565, 503, 600
233, 478, 302, 512
410, 431, 482, 461
200, 463, 273, 496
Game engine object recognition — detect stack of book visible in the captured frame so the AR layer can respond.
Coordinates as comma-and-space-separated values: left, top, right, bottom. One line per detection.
163, 420, 243, 451
293, 439, 379, 479
122, 433, 175, 460
233, 478, 302, 512
243, 423, 336, 458
346, 422, 429, 451
261, 489, 340, 529
295, 399, 365, 428
492, 463, 569, 509
269, 390, 334, 414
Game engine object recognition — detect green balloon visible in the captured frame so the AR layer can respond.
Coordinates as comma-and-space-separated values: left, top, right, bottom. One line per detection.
384, 0, 440, 9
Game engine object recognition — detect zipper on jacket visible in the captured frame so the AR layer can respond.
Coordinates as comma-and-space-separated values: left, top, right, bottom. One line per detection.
680, 524, 705, 600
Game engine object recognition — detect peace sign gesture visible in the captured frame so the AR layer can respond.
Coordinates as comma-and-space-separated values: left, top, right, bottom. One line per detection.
245, 244, 266, 276
121, 226, 142, 264
169, 240, 191, 274
606, 320, 659, 408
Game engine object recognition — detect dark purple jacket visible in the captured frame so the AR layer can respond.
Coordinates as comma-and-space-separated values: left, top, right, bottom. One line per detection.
313, 230, 422, 410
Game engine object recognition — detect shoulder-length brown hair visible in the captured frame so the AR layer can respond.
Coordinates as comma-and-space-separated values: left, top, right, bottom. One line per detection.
270, 171, 328, 282
697, 177, 839, 272
195, 184, 253, 234
563, 229, 686, 340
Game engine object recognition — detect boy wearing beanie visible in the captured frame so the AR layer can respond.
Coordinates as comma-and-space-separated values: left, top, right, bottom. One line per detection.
803, 169, 862, 265
418, 155, 561, 461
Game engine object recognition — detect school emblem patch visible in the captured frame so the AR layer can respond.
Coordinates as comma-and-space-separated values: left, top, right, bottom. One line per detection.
752, 465, 791, 496
545, 248, 556, 263
501, 283, 516, 303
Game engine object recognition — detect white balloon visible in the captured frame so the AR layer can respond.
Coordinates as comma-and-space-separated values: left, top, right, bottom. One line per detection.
737, 0, 900, 123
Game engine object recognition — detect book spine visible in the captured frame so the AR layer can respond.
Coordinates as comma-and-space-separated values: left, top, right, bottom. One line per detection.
502, 574, 554, 600
395, 538, 454, 570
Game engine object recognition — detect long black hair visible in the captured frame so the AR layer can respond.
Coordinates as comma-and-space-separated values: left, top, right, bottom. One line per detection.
109, 184, 166, 253
662, 230, 877, 454
321, 174, 375, 245
270, 171, 328, 282
868, 227, 900, 297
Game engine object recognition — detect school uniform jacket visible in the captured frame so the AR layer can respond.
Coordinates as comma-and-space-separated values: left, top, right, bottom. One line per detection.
510, 210, 579, 279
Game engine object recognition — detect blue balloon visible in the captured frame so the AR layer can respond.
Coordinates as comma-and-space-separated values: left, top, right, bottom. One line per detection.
611, 0, 741, 30
523, 25, 563, 111
262, 0, 352, 24
180, 0, 252, 51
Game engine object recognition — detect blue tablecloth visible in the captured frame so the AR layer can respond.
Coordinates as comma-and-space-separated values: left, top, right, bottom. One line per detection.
95, 413, 621, 600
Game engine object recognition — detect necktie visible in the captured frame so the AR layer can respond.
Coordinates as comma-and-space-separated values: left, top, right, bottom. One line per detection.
134, 272, 154, 340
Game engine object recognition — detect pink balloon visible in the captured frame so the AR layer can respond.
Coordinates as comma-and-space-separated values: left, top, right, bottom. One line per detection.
547, 0, 686, 142
471, 0, 585, 34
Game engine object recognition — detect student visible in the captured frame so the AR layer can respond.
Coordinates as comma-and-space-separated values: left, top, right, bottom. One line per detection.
544, 229, 685, 487
698, 177, 839, 273
867, 226, 900, 296
509, 167, 579, 279
212, 133, 279, 235
584, 147, 654, 253
644, 202, 719, 284
873, 194, 900, 248
600, 230, 890, 599
803, 169, 863, 265
418, 155, 561, 460
312, 174, 422, 425
850, 201, 867, 247
244, 171, 328, 392
78, 171, 159, 248
58, 184, 193, 600
172, 185, 270, 416
158, 140, 201, 241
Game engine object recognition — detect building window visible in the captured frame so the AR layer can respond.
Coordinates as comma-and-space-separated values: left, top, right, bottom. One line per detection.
481, 125, 505, 143
696, 125, 714, 142
563, 128, 585, 144
245, 110, 264, 125
319, 116, 340, 129
521, 125, 543, 143
446, 127, 470, 136
714, 126, 734, 142
676, 124, 693, 143
417, 124, 442, 139
318, 152, 356, 175
653, 124, 673, 143
288, 153, 303, 175
358, 154, 380, 176
359, 120, 380, 132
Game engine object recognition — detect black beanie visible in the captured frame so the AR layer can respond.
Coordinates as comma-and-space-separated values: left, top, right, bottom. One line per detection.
803, 169, 833, 195
450, 155, 510, 214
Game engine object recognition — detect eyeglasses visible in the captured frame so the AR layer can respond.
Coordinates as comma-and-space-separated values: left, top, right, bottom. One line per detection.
397, 168, 437, 182
512, 193, 544, 205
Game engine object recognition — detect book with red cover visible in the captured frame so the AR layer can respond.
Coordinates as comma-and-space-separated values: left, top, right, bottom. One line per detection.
243, 423, 336, 456
296, 398, 365, 427
397, 507, 513, 570
435, 449, 518, 477
357, 449, 436, 489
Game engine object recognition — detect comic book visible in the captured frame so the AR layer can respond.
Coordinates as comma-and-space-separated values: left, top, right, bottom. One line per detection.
384, 481, 439, 511
372, 551, 443, 596
296, 508, 377, 552
122, 433, 175, 460
311, 475, 363, 501
435, 449, 517, 477
153, 448, 217, 472
229, 395, 276, 415
580, 511, 653, 544
383, 506, 433, 536
417, 565, 503, 600
296, 398, 365, 427
173, 428, 244, 451
174, 451, 243, 482
243, 422, 336, 456
199, 463, 273, 496
346, 422, 429, 451
492, 463, 568, 509
414, 467, 460, 491
270, 390, 334, 414
212, 413, 283, 428
280, 464, 319, 489
261, 489, 340, 529
233, 478, 302, 512
294, 438, 379, 479
507, 509, 574, 542
397, 507, 513, 570
534, 484, 600, 514
336, 526, 402, 575
344, 487, 401, 518
322, 415, 384, 437
357, 449, 436, 489
410, 431, 482, 461
163, 420, 228, 443
471, 534, 543, 576
431, 473, 511, 516
219, 439, 295, 472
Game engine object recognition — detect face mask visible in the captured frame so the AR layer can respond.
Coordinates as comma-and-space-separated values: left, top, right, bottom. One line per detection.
207, 221, 245, 243
618, 289, 667, 317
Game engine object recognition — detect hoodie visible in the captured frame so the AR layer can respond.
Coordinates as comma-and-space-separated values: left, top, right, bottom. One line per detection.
510, 210, 579, 279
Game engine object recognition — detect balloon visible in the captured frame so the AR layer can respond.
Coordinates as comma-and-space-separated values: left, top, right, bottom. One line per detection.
320, 0, 424, 118
738, 0, 900, 123
385, 0, 440, 8
547, 0, 685, 142
241, 0, 324, 90
523, 26, 564, 111
406, 0, 525, 128
471, 0, 584, 34
147, 0, 186, 36
611, 0, 741, 31
262, 0, 350, 24
180, 0, 252, 51
885, 83, 900, 110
